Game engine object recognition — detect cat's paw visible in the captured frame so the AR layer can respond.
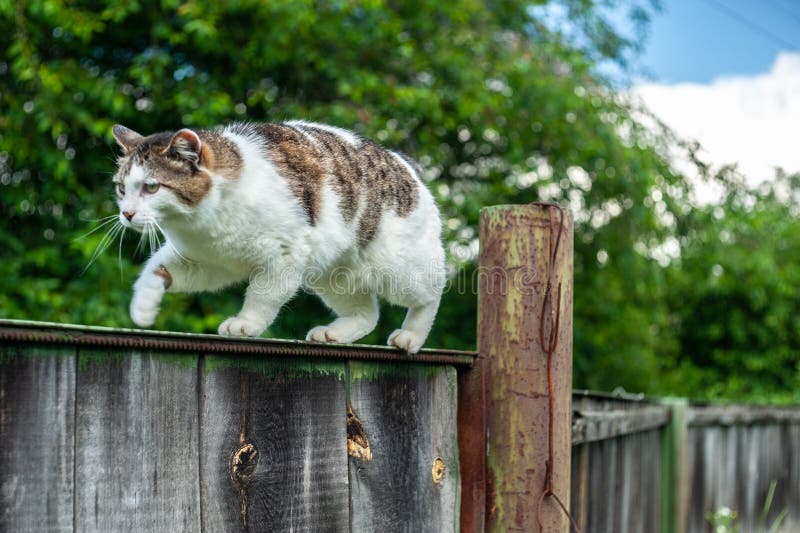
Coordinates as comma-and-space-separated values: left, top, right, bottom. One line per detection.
307, 324, 365, 344
130, 289, 162, 328
306, 319, 374, 344
387, 329, 425, 354
306, 326, 344, 343
218, 315, 266, 337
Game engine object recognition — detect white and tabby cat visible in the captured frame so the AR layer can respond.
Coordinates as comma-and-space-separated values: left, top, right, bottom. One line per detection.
111, 121, 445, 353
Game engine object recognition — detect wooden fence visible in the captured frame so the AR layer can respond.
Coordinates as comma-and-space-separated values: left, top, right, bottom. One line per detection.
4, 322, 798, 532
686, 405, 800, 532
570, 391, 671, 532
568, 394, 800, 533
0, 323, 473, 532
2, 203, 800, 532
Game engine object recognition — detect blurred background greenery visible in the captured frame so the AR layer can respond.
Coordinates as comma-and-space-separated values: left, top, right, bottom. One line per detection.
1, 0, 798, 403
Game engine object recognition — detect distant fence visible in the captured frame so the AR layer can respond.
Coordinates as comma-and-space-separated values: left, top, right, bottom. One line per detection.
569, 394, 800, 533
570, 392, 670, 532
686, 405, 800, 532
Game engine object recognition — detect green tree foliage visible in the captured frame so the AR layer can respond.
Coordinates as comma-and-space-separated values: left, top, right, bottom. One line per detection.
7, 0, 787, 401
661, 173, 800, 403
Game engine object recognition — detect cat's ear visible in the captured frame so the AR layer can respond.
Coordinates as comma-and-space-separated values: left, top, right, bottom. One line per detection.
165, 129, 202, 165
112, 125, 144, 153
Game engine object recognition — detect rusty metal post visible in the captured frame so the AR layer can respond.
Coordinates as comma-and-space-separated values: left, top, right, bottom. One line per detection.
458, 355, 487, 531
479, 204, 573, 532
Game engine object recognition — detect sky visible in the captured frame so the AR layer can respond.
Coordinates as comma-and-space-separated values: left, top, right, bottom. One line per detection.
637, 0, 800, 84
622, 0, 800, 192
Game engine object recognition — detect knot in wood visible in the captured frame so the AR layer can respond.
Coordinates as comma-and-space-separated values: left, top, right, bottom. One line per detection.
346, 406, 372, 462
432, 456, 446, 484
230, 442, 259, 488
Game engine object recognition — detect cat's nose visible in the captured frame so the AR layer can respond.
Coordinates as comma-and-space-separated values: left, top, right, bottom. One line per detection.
123, 211, 135, 221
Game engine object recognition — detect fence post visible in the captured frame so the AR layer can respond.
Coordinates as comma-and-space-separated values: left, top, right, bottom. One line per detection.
660, 397, 689, 533
458, 355, 487, 532
479, 204, 573, 532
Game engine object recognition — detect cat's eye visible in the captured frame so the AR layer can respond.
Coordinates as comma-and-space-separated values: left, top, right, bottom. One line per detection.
144, 182, 160, 194
116, 182, 125, 196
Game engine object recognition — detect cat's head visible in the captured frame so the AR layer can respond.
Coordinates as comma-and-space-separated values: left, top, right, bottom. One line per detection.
111, 125, 214, 232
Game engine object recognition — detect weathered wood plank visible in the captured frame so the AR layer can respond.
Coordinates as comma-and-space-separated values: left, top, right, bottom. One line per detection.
199, 357, 349, 532
74, 349, 200, 532
686, 416, 800, 533
571, 405, 671, 444
688, 405, 800, 426
347, 361, 460, 532
569, 429, 665, 531
644, 430, 662, 532
0, 344, 76, 532
618, 433, 632, 533
570, 443, 589, 530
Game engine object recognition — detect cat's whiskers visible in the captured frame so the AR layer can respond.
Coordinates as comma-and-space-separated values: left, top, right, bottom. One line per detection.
117, 225, 127, 279
151, 223, 161, 253
134, 225, 148, 256
82, 227, 113, 273
73, 215, 119, 242
148, 222, 157, 256
81, 220, 124, 275
79, 213, 118, 224
143, 222, 151, 256
152, 219, 191, 264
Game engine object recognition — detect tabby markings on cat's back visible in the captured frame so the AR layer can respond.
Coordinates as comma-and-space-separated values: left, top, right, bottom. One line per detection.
229, 121, 420, 247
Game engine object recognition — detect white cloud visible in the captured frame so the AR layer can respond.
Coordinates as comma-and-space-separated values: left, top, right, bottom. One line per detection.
634, 52, 800, 186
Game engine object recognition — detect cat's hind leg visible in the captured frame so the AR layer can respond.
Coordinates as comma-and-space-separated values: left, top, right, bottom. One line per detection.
387, 298, 440, 354
306, 285, 379, 344
379, 245, 445, 354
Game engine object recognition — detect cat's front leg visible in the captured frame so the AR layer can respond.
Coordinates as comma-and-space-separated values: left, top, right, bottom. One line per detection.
218, 264, 300, 337
131, 248, 243, 328
130, 249, 176, 328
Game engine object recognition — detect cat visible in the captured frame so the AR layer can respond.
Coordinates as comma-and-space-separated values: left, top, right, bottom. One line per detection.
111, 121, 445, 353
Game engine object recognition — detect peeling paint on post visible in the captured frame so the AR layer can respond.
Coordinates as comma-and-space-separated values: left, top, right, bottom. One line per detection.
479, 204, 573, 532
